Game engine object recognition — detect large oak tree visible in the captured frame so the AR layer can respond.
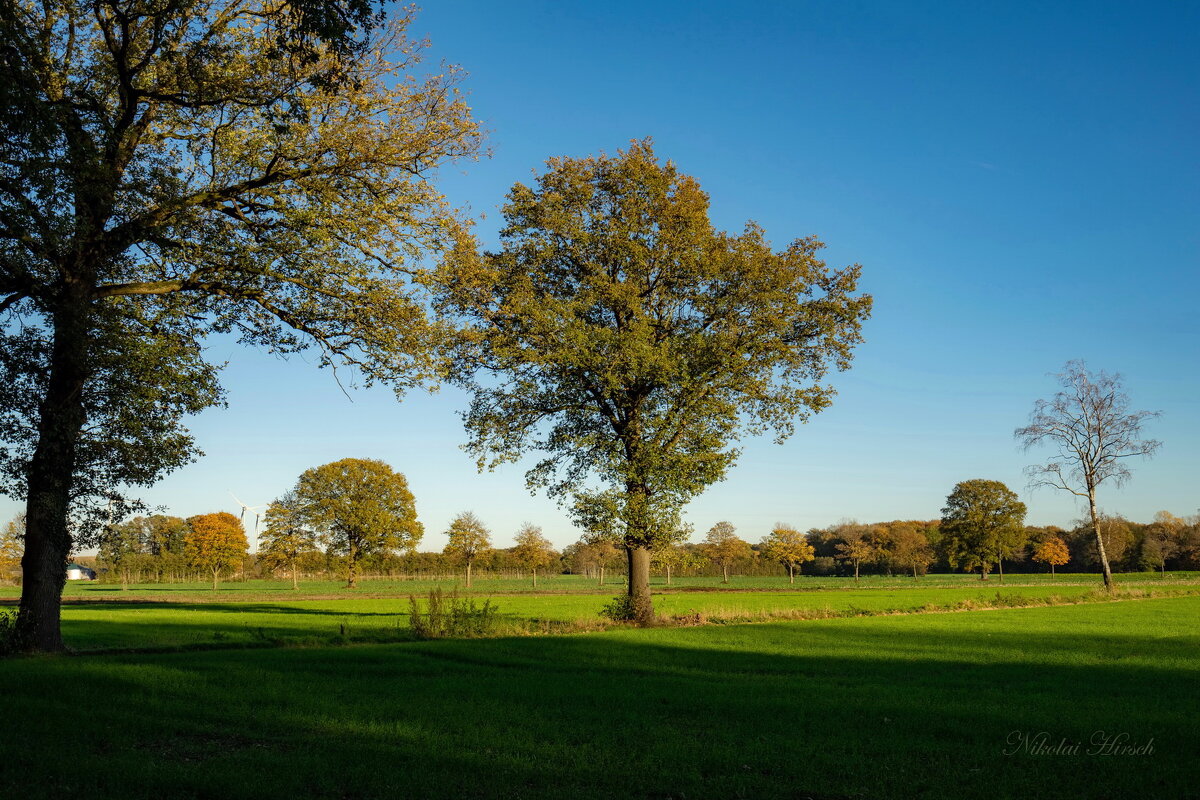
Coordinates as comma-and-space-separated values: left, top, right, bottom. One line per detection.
0, 0, 482, 650
437, 142, 870, 622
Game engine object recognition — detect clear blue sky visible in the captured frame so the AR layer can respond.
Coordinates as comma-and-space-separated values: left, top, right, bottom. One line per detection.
12, 1, 1198, 552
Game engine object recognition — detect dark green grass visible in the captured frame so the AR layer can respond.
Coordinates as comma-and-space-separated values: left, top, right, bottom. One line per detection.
2, 598, 1197, 799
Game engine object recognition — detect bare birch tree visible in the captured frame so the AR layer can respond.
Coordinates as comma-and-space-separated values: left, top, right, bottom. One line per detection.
1015, 361, 1160, 590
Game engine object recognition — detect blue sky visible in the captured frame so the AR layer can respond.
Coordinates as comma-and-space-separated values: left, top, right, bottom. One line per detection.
12, 1, 1197, 552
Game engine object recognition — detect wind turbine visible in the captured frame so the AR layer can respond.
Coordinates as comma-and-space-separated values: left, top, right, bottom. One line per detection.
230, 492, 267, 548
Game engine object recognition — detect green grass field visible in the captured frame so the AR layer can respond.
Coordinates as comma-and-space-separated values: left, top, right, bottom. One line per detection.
1, 595, 1196, 799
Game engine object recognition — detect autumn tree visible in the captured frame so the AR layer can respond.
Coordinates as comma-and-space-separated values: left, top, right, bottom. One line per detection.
1032, 536, 1070, 577
0, 515, 23, 581
835, 537, 874, 583
760, 524, 815, 584
940, 480, 1027, 581
1015, 361, 1160, 591
291, 458, 423, 588
444, 512, 491, 588
512, 523, 555, 588
436, 142, 870, 621
0, 0, 482, 651
259, 492, 319, 589
702, 522, 753, 584
887, 522, 935, 578
184, 512, 248, 590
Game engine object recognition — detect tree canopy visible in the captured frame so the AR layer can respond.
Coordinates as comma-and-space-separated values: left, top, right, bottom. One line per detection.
443, 511, 491, 588
291, 458, 423, 588
939, 479, 1027, 580
184, 512, 248, 590
760, 524, 815, 583
436, 141, 870, 620
1, 0, 482, 650
259, 491, 319, 589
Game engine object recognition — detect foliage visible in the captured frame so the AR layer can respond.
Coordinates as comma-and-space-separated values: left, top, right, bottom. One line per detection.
443, 512, 491, 588
436, 141, 871, 619
0, 0, 482, 650
940, 480, 1028, 579
702, 521, 754, 583
259, 492, 320, 588
760, 524, 815, 581
97, 519, 147, 589
512, 523, 555, 586
1032, 537, 1070, 574
599, 594, 642, 622
1016, 361, 1160, 589
291, 458, 423, 588
407, 588, 499, 639
184, 512, 249, 590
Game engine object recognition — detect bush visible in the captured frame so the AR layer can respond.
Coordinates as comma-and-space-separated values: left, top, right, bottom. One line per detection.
599, 594, 640, 622
408, 588, 499, 639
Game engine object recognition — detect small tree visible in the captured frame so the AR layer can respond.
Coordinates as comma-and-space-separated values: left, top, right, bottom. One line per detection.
887, 522, 935, 578
259, 492, 320, 590
835, 539, 875, 583
292, 458, 423, 588
702, 521, 753, 584
760, 524, 815, 584
1032, 537, 1070, 577
444, 512, 491, 588
512, 523, 555, 588
940, 480, 1028, 581
651, 543, 697, 586
1016, 361, 1160, 590
185, 513, 248, 591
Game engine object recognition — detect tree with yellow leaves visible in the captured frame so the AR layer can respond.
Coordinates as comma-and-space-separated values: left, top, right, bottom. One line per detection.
512, 524, 555, 588
760, 524, 815, 584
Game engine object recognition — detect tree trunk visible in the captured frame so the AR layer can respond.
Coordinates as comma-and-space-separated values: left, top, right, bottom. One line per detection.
913, 565, 918, 579
347, 540, 358, 588
1089, 490, 1115, 591
466, 559, 472, 589
531, 567, 537, 588
292, 559, 299, 590
788, 564, 794, 585
626, 546, 653, 624
665, 565, 672, 586
212, 566, 219, 591
722, 563, 729, 584
598, 565, 604, 587
998, 558, 1004, 584
854, 562, 860, 584
17, 294, 93, 653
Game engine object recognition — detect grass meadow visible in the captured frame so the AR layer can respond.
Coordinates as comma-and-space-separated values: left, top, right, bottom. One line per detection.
2, 575, 1197, 798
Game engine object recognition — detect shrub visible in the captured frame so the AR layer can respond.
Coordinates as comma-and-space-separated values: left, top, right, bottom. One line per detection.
408, 588, 499, 639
